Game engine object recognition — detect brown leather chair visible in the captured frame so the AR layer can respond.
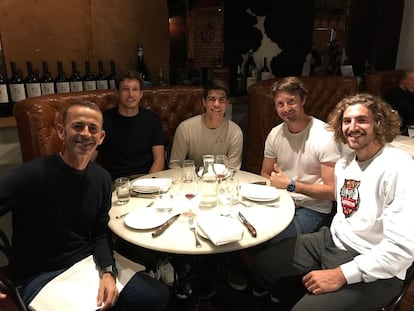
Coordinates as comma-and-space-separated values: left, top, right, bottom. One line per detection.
376, 263, 414, 311
13, 86, 204, 162
365, 70, 405, 99
0, 215, 27, 311
245, 76, 359, 174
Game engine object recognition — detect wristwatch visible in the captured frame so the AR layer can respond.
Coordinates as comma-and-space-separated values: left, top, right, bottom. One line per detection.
287, 180, 296, 192
99, 265, 118, 279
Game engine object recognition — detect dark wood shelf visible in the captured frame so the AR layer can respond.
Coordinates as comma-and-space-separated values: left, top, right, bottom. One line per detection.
0, 117, 17, 128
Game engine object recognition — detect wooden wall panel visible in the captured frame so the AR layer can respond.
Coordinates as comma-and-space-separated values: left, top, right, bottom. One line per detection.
0, 0, 169, 84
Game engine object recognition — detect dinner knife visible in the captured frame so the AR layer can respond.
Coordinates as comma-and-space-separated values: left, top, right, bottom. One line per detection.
238, 212, 257, 238
151, 214, 180, 238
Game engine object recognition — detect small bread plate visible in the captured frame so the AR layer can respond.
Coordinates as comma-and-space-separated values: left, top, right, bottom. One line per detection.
240, 183, 279, 202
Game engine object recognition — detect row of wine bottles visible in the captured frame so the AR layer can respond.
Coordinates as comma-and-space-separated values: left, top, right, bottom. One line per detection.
0, 60, 117, 116
233, 48, 272, 96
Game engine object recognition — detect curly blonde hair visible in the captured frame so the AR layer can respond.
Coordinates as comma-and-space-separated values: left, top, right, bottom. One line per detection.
327, 93, 401, 145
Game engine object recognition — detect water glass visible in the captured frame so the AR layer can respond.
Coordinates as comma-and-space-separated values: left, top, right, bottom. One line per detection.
182, 159, 196, 180
408, 125, 414, 137
155, 193, 173, 214
115, 177, 131, 204
227, 174, 240, 205
218, 179, 232, 216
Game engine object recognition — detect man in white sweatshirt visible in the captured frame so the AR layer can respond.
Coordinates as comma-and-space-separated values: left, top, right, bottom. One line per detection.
251, 93, 414, 310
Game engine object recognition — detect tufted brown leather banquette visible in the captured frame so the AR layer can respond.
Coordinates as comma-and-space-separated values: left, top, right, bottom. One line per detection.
365, 69, 405, 98
13, 86, 204, 162
245, 76, 359, 174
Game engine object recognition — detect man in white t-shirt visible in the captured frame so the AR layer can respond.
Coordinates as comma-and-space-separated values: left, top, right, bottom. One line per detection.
261, 76, 340, 244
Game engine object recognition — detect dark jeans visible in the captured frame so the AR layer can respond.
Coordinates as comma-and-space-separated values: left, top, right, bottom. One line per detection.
20, 270, 169, 311
251, 227, 403, 311
266, 206, 329, 245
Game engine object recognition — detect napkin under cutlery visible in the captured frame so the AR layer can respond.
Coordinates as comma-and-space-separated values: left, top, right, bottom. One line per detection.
197, 215, 243, 246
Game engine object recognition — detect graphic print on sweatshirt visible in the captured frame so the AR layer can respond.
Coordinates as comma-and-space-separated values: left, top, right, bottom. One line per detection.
340, 179, 360, 218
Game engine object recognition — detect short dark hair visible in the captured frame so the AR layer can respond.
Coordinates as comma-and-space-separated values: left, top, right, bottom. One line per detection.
115, 70, 144, 90
62, 101, 103, 125
203, 79, 230, 98
271, 76, 308, 101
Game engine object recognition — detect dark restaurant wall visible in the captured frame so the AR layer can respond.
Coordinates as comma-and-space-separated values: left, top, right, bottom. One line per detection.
224, 0, 315, 79
0, 0, 169, 83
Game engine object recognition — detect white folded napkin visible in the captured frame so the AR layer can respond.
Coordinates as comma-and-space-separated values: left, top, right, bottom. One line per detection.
29, 252, 142, 311
132, 178, 172, 193
197, 215, 244, 246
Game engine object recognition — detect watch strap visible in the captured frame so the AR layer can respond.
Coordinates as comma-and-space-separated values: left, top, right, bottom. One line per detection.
287, 180, 296, 192
99, 264, 118, 279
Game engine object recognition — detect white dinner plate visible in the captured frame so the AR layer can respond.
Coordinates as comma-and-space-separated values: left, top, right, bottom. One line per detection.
124, 208, 179, 230
240, 183, 279, 202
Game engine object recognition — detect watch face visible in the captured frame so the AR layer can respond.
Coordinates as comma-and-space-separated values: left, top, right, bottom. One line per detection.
287, 181, 295, 192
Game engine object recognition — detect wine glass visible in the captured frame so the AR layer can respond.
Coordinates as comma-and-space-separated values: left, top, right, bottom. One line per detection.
180, 159, 199, 217
213, 155, 229, 182
180, 172, 199, 218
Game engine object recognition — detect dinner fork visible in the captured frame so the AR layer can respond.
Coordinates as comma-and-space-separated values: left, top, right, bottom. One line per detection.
188, 217, 202, 248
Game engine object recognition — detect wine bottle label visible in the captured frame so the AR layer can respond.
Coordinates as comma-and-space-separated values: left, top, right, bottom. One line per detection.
26, 82, 42, 98
0, 84, 9, 103
260, 72, 272, 80
109, 79, 116, 89
56, 82, 70, 93
70, 81, 83, 92
41, 82, 55, 95
9, 83, 26, 102
96, 80, 108, 90
83, 81, 96, 91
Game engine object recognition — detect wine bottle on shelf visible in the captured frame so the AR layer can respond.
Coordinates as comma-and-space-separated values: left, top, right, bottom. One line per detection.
244, 48, 257, 92
24, 61, 41, 98
55, 61, 70, 93
260, 57, 271, 80
8, 61, 26, 103
83, 61, 96, 91
39, 61, 55, 96
108, 60, 116, 89
0, 36, 11, 116
136, 43, 151, 87
69, 61, 83, 93
235, 65, 244, 95
0, 72, 11, 117
95, 60, 108, 90
156, 67, 168, 86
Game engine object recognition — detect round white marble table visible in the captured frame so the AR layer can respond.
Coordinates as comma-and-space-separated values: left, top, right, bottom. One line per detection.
108, 169, 295, 255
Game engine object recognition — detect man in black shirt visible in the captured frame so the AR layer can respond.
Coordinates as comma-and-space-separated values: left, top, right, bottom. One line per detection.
0, 101, 169, 310
386, 70, 414, 136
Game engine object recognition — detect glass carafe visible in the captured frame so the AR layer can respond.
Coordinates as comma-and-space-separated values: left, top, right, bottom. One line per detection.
199, 155, 218, 208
